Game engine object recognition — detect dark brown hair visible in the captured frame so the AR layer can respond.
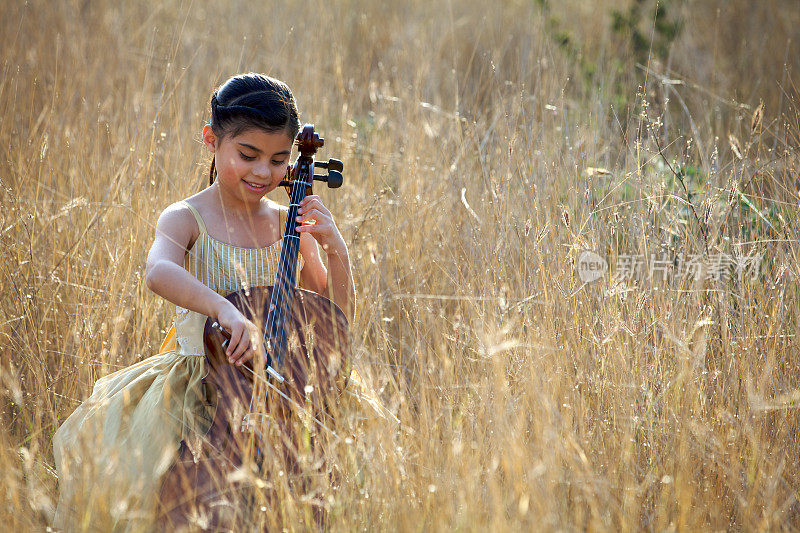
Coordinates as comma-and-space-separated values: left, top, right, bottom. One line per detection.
207, 73, 300, 185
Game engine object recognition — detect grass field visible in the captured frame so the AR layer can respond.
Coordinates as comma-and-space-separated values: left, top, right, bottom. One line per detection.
2, 0, 800, 530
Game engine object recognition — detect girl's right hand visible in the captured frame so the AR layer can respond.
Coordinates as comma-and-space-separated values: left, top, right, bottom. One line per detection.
214, 300, 265, 366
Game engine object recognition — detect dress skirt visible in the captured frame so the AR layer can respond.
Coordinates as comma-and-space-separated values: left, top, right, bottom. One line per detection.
52, 326, 213, 530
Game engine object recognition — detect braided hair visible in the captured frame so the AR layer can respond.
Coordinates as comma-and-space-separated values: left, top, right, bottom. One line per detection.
207, 73, 300, 185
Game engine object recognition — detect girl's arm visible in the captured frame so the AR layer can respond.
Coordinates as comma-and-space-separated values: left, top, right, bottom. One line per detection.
296, 196, 356, 321
145, 203, 264, 366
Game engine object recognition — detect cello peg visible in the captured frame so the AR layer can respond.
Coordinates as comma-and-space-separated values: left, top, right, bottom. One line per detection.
326, 170, 343, 188
327, 158, 343, 172
312, 171, 343, 188
314, 158, 343, 172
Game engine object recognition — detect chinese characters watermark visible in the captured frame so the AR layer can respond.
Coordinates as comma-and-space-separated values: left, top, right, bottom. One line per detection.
577, 250, 763, 283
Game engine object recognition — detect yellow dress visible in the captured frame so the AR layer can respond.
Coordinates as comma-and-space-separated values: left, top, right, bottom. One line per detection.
52, 200, 300, 530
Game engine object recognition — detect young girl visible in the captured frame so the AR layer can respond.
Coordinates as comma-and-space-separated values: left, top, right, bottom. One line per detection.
52, 73, 355, 529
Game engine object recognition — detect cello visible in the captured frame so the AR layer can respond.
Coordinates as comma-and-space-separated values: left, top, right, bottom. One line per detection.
157, 124, 351, 528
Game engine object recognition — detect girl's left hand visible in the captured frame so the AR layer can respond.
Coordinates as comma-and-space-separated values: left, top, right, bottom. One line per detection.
295, 195, 346, 254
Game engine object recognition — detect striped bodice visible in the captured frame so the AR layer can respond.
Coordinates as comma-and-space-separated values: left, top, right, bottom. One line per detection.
174, 200, 302, 356
185, 215, 281, 297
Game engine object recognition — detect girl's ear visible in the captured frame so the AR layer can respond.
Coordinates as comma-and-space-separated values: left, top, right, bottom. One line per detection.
202, 125, 217, 153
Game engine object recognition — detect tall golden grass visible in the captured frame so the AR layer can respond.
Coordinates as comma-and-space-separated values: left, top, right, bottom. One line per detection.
1, 0, 799, 530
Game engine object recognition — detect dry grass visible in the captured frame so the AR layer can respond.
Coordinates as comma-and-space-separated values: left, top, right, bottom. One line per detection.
1, 0, 800, 530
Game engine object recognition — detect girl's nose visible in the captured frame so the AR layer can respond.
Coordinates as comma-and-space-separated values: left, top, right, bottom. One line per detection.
252, 162, 269, 178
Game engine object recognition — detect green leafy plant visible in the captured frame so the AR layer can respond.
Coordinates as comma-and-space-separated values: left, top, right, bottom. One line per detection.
611, 0, 683, 64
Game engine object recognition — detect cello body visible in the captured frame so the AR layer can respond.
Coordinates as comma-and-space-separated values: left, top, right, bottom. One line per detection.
157, 286, 350, 528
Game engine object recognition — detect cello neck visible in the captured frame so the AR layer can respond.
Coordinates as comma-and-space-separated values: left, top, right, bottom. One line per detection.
265, 153, 314, 368
275, 159, 311, 297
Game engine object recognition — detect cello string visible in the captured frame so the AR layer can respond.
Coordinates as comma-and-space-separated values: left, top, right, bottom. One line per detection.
268, 179, 299, 337
261, 167, 307, 369
274, 233, 296, 358
271, 178, 302, 358
263, 174, 300, 349
267, 167, 308, 362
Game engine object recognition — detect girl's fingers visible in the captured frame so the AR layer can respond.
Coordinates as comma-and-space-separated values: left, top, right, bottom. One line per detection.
226, 327, 243, 358
298, 197, 331, 217
299, 195, 321, 206
220, 312, 262, 366
236, 332, 261, 365
233, 328, 262, 366
296, 221, 331, 234
236, 348, 252, 365
296, 208, 333, 237
229, 324, 254, 363
230, 335, 250, 362
296, 208, 327, 224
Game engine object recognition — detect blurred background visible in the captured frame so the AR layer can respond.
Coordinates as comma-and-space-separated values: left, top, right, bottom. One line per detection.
1, 0, 799, 530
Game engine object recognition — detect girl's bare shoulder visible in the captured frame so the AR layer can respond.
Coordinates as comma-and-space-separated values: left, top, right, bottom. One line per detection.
175, 189, 220, 238
179, 188, 212, 212
154, 198, 201, 250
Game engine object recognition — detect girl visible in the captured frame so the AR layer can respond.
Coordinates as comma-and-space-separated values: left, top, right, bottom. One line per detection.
52, 73, 355, 529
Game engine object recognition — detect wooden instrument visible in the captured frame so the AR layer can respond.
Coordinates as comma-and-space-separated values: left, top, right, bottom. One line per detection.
157, 125, 350, 529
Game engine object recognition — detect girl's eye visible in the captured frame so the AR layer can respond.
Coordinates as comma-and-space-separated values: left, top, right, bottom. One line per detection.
272, 160, 287, 166
239, 152, 255, 161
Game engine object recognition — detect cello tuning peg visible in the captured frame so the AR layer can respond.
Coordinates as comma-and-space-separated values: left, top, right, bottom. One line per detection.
314, 158, 344, 173
313, 171, 343, 188
327, 158, 343, 172
326, 170, 343, 188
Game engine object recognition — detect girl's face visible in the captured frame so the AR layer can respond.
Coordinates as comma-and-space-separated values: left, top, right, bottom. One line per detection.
203, 125, 294, 202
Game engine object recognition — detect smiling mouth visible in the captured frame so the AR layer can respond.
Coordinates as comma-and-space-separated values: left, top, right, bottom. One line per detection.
242, 180, 267, 191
